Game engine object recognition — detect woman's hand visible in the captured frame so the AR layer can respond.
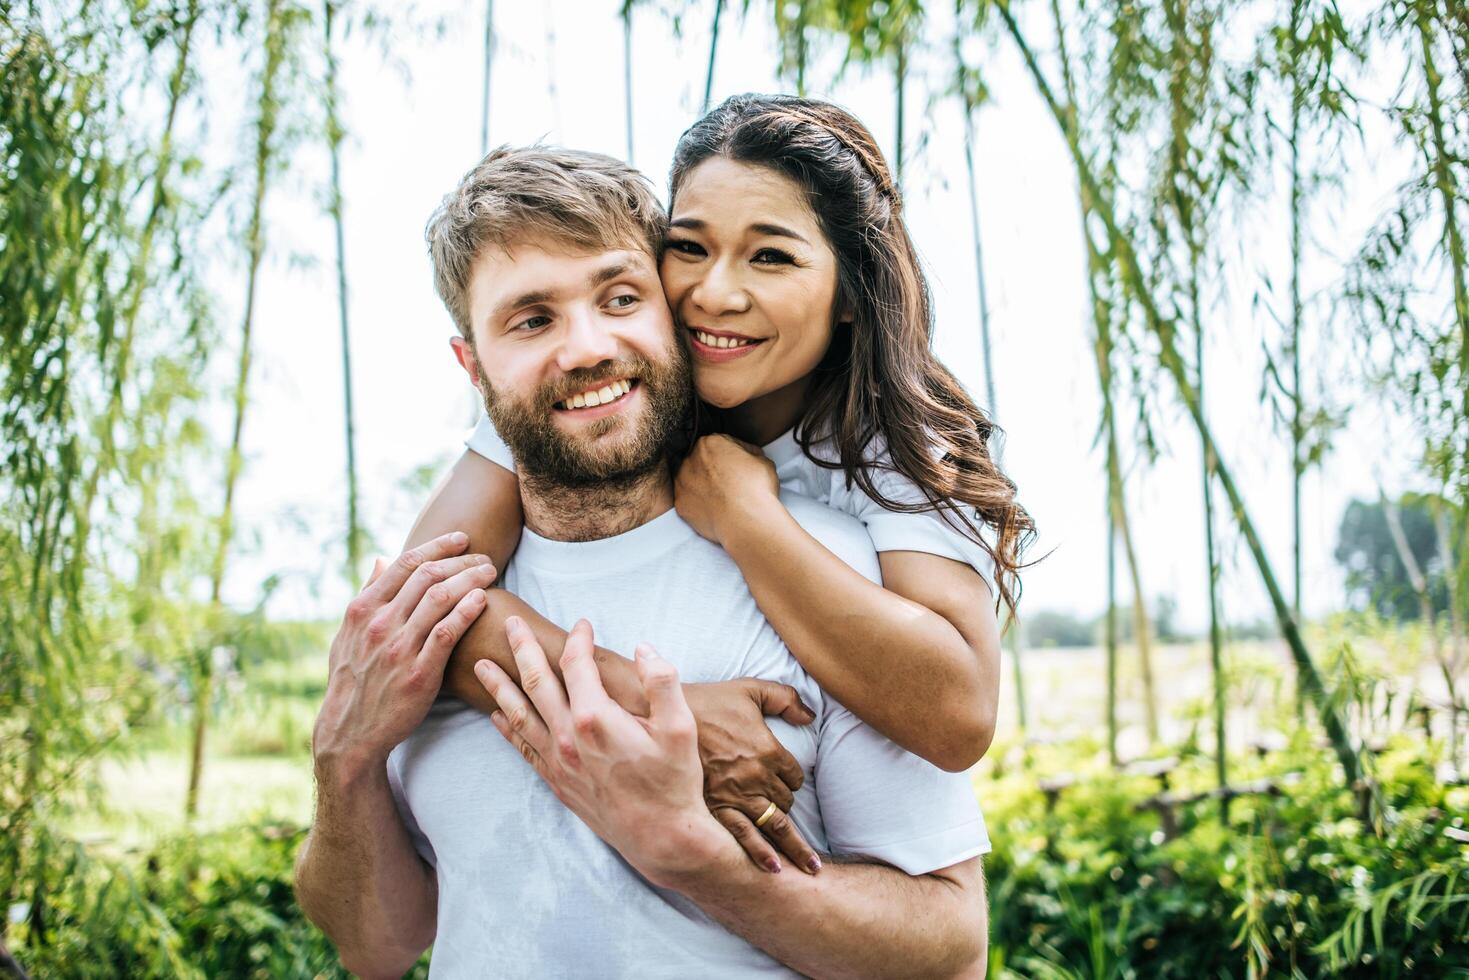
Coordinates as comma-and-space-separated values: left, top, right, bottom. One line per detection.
674, 435, 780, 547
682, 679, 823, 875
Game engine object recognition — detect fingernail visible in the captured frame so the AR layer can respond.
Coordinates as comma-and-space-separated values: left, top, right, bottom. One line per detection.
474, 661, 491, 681
807, 855, 822, 873
490, 710, 506, 730
469, 589, 487, 604
450, 531, 468, 545
765, 858, 782, 874
505, 615, 524, 633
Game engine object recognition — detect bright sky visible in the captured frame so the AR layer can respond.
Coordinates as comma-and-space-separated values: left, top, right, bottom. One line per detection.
201, 0, 1425, 634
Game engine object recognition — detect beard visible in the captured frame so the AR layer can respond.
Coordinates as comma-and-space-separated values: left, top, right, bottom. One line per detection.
474, 341, 692, 489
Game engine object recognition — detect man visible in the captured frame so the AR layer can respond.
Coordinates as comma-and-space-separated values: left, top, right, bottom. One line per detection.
295, 146, 989, 978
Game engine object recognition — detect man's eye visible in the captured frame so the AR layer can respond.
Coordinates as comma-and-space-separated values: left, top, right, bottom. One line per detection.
666, 239, 706, 257
513, 315, 551, 332
607, 294, 639, 310
752, 248, 795, 265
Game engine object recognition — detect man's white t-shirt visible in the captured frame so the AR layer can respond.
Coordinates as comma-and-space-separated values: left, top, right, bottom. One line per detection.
387, 498, 990, 978
466, 414, 999, 597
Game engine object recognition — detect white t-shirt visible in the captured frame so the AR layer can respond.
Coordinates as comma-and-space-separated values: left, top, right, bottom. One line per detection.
465, 414, 998, 597
387, 499, 990, 978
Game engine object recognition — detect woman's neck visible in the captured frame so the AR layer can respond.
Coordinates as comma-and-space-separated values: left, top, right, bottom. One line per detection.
720, 373, 812, 446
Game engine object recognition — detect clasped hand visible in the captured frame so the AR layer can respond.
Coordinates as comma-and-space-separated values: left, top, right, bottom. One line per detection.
475, 618, 824, 878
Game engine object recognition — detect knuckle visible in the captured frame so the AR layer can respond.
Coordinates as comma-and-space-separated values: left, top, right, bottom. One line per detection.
364, 613, 393, 641
344, 596, 372, 623
520, 668, 542, 695
425, 582, 452, 606
431, 622, 457, 647
764, 811, 791, 835
556, 736, 580, 766
572, 711, 599, 738
507, 706, 529, 732
396, 549, 423, 572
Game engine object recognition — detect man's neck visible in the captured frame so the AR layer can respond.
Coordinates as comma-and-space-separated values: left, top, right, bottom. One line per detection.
518, 465, 675, 542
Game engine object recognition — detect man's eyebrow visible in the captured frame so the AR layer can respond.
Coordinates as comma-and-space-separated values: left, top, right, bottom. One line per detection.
588, 261, 632, 288
494, 288, 557, 320
668, 217, 810, 246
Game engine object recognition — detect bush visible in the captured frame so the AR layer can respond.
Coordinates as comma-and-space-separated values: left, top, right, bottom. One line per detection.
12, 823, 429, 979
983, 737, 1469, 978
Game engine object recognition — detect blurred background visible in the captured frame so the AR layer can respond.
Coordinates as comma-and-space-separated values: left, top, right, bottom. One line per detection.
2, 0, 1465, 975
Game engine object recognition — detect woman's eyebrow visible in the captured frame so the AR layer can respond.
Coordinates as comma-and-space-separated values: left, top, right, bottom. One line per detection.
668, 216, 809, 246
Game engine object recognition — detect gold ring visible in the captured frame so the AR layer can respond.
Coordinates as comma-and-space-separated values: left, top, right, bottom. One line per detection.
754, 802, 778, 828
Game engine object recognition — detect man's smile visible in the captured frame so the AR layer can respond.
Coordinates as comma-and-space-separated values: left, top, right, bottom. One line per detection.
552, 377, 642, 419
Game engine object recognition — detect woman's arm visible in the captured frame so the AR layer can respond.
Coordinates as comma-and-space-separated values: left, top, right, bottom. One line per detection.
402, 448, 822, 870
676, 436, 1001, 772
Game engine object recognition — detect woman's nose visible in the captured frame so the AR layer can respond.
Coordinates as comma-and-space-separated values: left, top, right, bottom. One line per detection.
690, 259, 751, 317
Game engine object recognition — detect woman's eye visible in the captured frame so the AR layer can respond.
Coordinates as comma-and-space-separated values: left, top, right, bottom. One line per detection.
666, 239, 706, 257
752, 248, 795, 265
513, 315, 551, 332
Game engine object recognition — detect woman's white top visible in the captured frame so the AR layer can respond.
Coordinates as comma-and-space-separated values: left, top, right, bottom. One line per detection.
465, 413, 999, 597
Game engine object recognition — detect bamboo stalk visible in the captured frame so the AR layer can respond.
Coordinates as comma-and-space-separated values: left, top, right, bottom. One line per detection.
703, 0, 724, 113
480, 0, 494, 154
623, 1, 634, 165
189, 0, 289, 819
324, 0, 362, 582
997, 0, 1363, 783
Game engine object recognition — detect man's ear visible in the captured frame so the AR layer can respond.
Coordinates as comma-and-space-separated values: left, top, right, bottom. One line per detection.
450, 335, 481, 385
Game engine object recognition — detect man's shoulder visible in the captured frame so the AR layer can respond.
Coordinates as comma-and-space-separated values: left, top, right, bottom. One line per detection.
779, 491, 881, 585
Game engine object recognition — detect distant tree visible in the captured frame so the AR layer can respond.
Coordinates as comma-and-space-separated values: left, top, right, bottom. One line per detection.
1335, 495, 1453, 620
1026, 609, 1100, 649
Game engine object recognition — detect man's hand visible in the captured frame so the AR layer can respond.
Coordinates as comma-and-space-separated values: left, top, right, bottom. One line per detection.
312, 531, 497, 775
684, 681, 822, 874
473, 617, 729, 885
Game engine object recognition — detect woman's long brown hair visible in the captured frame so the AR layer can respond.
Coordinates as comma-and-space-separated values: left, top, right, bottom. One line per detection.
670, 94, 1036, 619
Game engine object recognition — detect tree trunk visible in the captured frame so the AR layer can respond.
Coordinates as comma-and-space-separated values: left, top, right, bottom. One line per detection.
623, 2, 634, 164
998, 1, 1363, 784
1106, 457, 1120, 767
1384, 493, 1456, 764
893, 35, 906, 189
1288, 0, 1305, 623
1112, 437, 1158, 743
1434, 506, 1465, 768
189, 0, 288, 819
324, 0, 362, 583
703, 0, 724, 113
480, 0, 494, 154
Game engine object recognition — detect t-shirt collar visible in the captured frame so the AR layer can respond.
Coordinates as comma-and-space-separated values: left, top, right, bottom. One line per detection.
513, 505, 694, 575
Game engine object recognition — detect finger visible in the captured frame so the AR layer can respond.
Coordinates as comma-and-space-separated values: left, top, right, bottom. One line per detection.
398, 557, 497, 648
746, 798, 821, 876
360, 531, 470, 606
762, 773, 795, 814
712, 807, 783, 875
773, 742, 805, 796
749, 679, 815, 726
363, 557, 388, 589
416, 587, 489, 675
506, 616, 572, 741
491, 709, 553, 782
560, 620, 613, 713
388, 553, 495, 628
474, 658, 551, 759
634, 644, 693, 734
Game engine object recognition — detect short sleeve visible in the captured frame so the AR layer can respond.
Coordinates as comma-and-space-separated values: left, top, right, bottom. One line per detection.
387, 749, 438, 869
835, 462, 999, 599
465, 412, 516, 473
813, 701, 991, 875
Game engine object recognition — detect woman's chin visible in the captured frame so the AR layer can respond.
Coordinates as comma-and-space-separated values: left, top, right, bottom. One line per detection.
693, 378, 749, 410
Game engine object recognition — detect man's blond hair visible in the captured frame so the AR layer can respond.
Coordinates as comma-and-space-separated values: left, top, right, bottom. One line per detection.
426, 145, 668, 338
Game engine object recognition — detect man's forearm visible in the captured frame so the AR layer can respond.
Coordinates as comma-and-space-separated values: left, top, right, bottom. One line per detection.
443, 589, 650, 715
295, 753, 437, 979
659, 833, 986, 979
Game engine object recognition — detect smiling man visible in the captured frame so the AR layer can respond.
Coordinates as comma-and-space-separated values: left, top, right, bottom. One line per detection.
295, 146, 990, 979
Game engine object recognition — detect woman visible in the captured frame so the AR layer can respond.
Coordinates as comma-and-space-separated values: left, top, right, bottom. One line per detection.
408, 94, 1034, 873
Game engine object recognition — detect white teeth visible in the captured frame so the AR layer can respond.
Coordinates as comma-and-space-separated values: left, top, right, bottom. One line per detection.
694, 329, 753, 349
559, 378, 635, 411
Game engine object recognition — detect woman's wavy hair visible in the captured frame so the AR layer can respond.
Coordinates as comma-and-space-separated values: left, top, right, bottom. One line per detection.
669, 94, 1035, 619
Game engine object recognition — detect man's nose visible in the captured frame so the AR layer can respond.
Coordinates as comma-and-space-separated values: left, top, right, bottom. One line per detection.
690, 258, 751, 318
555, 308, 620, 373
